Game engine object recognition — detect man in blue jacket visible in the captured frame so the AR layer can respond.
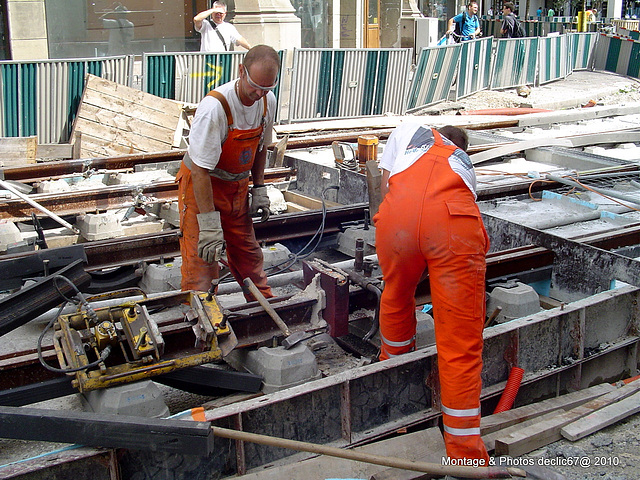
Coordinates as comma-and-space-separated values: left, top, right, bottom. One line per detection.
447, 1, 481, 41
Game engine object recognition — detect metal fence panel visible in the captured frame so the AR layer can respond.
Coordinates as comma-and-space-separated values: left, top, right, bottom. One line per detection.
407, 43, 461, 111
570, 32, 599, 70
593, 33, 640, 79
0, 56, 131, 143
455, 37, 493, 100
616, 27, 640, 40
143, 52, 244, 103
142, 51, 286, 122
538, 34, 571, 85
491, 37, 539, 89
287, 48, 412, 123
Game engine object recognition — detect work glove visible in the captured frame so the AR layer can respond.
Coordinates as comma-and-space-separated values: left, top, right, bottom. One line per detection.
250, 185, 271, 222
196, 211, 224, 263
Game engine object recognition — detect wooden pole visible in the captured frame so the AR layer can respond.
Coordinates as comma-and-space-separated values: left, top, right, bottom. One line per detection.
211, 426, 526, 479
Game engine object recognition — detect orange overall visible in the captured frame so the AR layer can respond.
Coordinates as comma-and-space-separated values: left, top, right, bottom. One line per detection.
374, 130, 490, 463
177, 91, 272, 299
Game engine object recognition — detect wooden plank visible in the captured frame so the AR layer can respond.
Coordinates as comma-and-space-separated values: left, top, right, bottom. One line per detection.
85, 74, 183, 116
560, 390, 640, 441
80, 89, 181, 130
285, 202, 309, 213
494, 379, 640, 456
0, 405, 213, 455
283, 190, 341, 209
470, 137, 573, 165
36, 143, 74, 160
273, 134, 289, 168
0, 137, 37, 162
79, 134, 148, 158
482, 411, 559, 452
71, 74, 183, 158
480, 383, 616, 435
74, 120, 172, 152
77, 102, 177, 139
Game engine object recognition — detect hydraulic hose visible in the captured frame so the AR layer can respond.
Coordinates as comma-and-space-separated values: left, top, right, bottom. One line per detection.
493, 366, 525, 414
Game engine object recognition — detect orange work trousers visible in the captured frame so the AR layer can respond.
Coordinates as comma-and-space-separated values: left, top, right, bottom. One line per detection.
374, 131, 490, 463
176, 162, 272, 300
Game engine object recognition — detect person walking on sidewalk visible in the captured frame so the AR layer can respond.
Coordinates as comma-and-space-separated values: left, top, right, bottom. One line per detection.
374, 123, 490, 467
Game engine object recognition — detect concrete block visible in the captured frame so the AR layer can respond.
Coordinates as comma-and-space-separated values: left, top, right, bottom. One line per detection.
37, 179, 71, 194
158, 201, 180, 228
0, 221, 22, 253
108, 170, 174, 185
139, 258, 182, 293
76, 212, 124, 241
226, 344, 321, 393
121, 215, 165, 236
487, 281, 541, 324
336, 226, 376, 257
81, 380, 170, 418
262, 243, 291, 270
416, 311, 435, 348
266, 186, 287, 214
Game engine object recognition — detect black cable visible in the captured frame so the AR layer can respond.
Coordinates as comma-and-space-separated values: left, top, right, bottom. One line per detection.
265, 185, 340, 276
37, 275, 112, 374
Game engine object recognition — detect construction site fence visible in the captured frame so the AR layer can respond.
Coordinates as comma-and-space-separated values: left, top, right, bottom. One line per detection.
0, 56, 133, 143
593, 32, 640, 79
141, 50, 287, 123
615, 27, 640, 40
286, 48, 413, 123
408, 32, 598, 112
480, 17, 584, 38
0, 32, 608, 141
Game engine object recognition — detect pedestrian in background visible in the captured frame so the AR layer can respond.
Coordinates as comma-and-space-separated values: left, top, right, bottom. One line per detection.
194, 1, 251, 52
446, 1, 482, 41
501, 3, 518, 37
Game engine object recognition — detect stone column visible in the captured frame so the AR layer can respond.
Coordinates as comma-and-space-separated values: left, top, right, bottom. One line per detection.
7, 0, 49, 60
232, 0, 302, 52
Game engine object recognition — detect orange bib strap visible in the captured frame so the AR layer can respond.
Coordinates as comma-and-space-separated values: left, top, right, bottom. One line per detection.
208, 90, 234, 126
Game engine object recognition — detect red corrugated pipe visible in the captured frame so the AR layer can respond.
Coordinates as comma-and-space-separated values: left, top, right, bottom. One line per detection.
493, 366, 525, 414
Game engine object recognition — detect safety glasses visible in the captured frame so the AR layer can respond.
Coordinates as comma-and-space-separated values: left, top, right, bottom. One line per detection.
243, 65, 279, 92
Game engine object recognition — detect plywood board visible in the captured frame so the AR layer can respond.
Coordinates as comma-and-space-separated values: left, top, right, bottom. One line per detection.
71, 74, 183, 159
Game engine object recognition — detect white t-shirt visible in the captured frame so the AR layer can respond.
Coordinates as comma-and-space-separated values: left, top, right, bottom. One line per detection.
379, 122, 477, 198
187, 80, 276, 171
196, 20, 241, 52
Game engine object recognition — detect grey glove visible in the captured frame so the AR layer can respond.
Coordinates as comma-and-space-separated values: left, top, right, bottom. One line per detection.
250, 185, 271, 222
196, 211, 224, 263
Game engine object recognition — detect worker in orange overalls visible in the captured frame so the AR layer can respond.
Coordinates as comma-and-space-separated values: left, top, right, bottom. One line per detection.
176, 45, 279, 299
374, 124, 490, 468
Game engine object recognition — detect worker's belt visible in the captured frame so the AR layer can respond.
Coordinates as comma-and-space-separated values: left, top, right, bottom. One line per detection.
182, 152, 250, 182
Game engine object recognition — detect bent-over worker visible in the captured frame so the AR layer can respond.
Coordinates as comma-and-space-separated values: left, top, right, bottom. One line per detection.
177, 45, 279, 299
374, 123, 490, 466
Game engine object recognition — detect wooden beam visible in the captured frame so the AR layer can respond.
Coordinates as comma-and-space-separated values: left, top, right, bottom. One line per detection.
480, 383, 616, 435
0, 406, 213, 455
494, 379, 640, 456
560, 390, 640, 441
